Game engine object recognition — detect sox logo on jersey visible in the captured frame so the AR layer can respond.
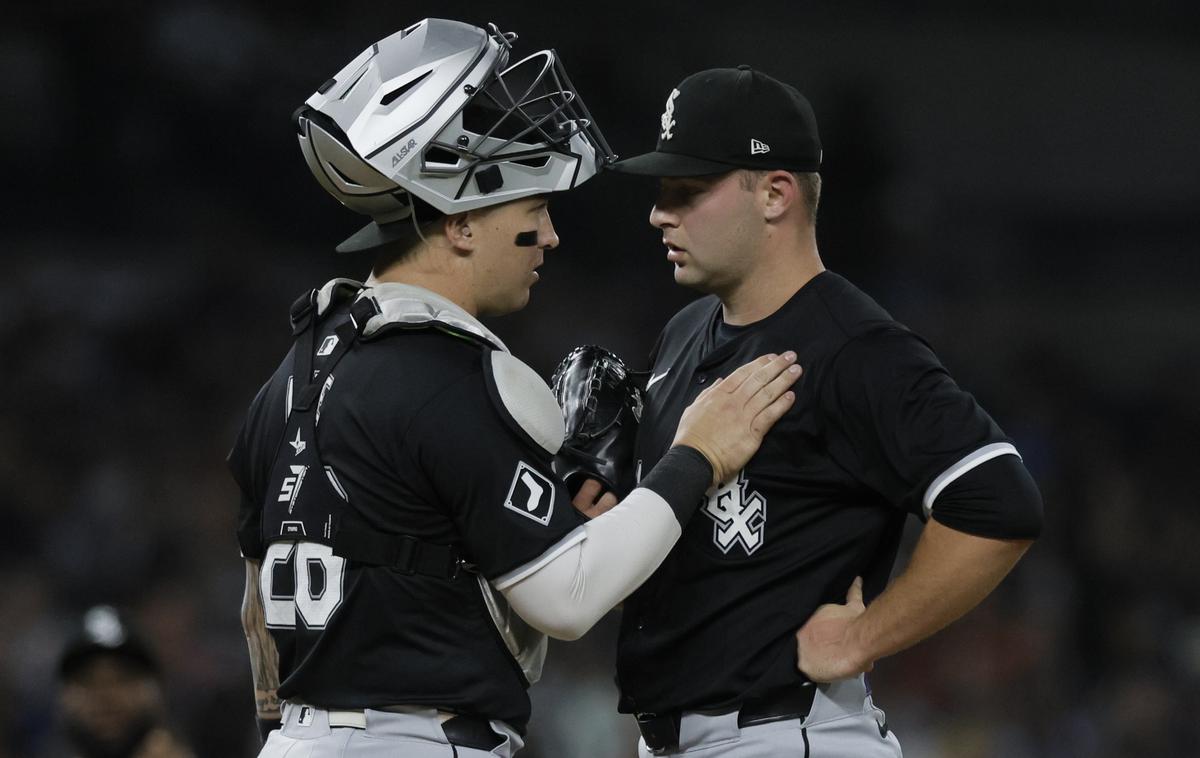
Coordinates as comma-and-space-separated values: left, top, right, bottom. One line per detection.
702, 470, 766, 555
504, 461, 556, 525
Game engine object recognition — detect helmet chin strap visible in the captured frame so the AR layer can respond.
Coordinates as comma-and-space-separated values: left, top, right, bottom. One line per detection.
409, 207, 428, 245
514, 230, 539, 246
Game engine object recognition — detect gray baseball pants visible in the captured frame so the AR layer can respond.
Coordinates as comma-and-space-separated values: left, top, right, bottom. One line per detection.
636, 676, 902, 757
259, 702, 523, 757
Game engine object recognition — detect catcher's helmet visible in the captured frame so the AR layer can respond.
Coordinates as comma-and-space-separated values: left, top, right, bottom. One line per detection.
296, 19, 615, 252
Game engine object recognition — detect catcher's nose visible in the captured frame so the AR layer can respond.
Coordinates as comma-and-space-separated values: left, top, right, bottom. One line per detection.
540, 212, 560, 250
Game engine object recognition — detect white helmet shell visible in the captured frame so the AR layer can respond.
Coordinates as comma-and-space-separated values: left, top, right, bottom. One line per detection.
296, 19, 614, 252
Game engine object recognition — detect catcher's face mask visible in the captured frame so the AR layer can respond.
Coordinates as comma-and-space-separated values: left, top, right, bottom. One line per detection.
296, 18, 615, 252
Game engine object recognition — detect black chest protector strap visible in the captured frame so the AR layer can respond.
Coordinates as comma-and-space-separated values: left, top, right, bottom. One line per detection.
290, 294, 377, 412
266, 289, 473, 581
334, 520, 473, 580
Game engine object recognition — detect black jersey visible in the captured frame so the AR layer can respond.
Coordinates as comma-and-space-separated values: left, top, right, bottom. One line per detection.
617, 271, 1013, 714
229, 282, 586, 733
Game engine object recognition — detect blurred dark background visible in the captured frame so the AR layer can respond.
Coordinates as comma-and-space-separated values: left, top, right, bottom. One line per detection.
3, 1, 1199, 756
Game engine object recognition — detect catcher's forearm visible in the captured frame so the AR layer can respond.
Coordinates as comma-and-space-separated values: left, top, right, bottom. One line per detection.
500, 447, 711, 639
501, 486, 681, 640
241, 560, 282, 727
849, 519, 1031, 666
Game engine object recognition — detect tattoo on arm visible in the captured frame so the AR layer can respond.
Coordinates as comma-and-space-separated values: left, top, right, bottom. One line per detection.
242, 559, 281, 721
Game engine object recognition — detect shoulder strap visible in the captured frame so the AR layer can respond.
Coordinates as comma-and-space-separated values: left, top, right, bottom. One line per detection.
292, 296, 379, 412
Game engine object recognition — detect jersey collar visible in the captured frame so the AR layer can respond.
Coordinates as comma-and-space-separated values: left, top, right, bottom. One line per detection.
697, 271, 833, 369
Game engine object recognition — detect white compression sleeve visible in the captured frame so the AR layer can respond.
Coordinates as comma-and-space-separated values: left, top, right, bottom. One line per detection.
497, 487, 682, 641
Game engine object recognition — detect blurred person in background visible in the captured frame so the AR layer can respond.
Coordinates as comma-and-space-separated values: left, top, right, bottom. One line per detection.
54, 605, 194, 758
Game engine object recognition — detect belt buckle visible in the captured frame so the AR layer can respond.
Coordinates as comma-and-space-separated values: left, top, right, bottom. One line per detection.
449, 555, 476, 580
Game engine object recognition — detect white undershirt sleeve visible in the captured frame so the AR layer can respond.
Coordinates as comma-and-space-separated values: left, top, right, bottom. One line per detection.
496, 487, 682, 640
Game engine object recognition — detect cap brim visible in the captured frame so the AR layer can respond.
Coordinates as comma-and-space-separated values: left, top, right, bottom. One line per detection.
59, 641, 159, 680
335, 218, 413, 254
609, 150, 741, 177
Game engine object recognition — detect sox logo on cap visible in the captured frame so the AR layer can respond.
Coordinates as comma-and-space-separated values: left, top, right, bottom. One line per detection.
660, 88, 681, 140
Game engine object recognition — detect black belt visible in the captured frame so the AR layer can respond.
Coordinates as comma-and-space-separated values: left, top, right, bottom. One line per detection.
442, 715, 505, 751
635, 684, 816, 754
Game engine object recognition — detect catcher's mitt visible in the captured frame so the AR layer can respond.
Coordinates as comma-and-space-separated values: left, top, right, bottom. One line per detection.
550, 346, 645, 499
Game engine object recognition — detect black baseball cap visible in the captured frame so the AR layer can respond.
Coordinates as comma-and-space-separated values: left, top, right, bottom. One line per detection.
612, 65, 821, 176
58, 606, 160, 681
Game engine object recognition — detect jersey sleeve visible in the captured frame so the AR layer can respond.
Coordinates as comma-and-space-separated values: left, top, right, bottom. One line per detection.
227, 377, 283, 560
406, 367, 587, 581
818, 327, 1016, 518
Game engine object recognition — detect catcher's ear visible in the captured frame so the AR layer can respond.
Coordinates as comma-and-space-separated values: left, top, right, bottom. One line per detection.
444, 212, 474, 253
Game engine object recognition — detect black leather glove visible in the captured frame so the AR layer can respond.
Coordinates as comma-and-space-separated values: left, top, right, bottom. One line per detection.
550, 346, 645, 499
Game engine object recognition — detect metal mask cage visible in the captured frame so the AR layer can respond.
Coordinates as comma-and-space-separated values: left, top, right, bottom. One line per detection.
420, 43, 615, 179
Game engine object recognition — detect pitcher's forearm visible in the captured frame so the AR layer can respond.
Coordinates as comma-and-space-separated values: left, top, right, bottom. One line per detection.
850, 519, 1031, 665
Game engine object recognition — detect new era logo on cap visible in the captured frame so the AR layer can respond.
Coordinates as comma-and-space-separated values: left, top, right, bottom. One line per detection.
750, 138, 770, 155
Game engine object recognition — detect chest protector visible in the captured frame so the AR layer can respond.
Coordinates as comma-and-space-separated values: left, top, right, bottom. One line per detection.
259, 279, 549, 684
261, 282, 471, 580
